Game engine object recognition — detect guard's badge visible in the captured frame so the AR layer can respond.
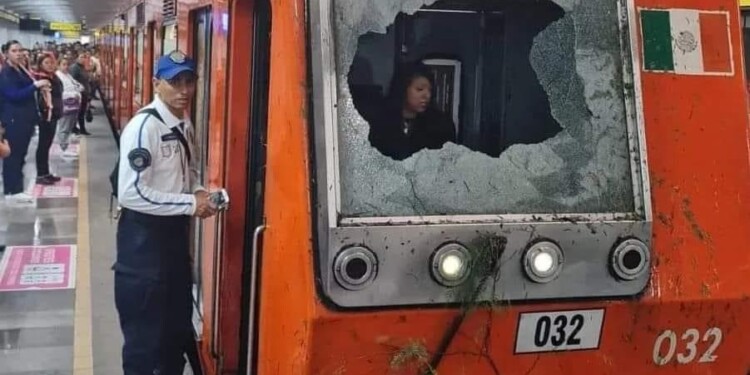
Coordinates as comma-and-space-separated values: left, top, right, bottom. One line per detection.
161, 133, 179, 142
169, 50, 187, 64
128, 148, 152, 172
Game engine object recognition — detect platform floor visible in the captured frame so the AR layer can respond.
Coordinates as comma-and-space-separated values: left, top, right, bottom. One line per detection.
0, 104, 196, 375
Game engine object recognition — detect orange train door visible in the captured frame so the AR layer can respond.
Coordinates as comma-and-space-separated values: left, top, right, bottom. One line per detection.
126, 27, 135, 120
133, 25, 145, 111
144, 21, 156, 102
741, 8, 750, 107
114, 30, 124, 129
187, 5, 214, 357
236, 0, 272, 373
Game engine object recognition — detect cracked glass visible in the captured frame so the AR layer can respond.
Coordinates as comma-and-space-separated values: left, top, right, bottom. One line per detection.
333, 0, 637, 218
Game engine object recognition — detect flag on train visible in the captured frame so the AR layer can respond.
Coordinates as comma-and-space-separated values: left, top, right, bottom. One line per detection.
640, 9, 733, 75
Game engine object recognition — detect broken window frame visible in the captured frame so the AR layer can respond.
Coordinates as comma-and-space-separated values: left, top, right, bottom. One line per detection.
310, 0, 652, 228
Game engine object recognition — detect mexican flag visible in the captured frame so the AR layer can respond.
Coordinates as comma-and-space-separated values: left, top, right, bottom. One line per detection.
640, 9, 733, 75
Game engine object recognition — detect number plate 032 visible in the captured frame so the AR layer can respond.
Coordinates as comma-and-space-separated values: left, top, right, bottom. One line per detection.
515, 309, 605, 354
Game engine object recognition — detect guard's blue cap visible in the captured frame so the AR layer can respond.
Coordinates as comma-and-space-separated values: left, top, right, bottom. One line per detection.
155, 50, 196, 80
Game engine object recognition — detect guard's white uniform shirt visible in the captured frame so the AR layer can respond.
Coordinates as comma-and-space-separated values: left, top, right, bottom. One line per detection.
118, 96, 203, 216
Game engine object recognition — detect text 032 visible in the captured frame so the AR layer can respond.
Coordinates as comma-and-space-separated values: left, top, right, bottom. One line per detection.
515, 309, 605, 354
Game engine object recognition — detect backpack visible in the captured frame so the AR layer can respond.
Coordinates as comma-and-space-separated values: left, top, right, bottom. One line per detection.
109, 108, 192, 201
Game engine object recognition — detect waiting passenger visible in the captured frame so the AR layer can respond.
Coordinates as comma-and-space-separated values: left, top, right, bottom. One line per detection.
69, 52, 91, 136
33, 53, 64, 185
368, 62, 456, 160
56, 56, 84, 159
0, 40, 51, 205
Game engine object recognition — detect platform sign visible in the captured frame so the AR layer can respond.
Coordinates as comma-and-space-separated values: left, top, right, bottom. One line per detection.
49, 22, 82, 32
32, 178, 78, 198
0, 245, 76, 291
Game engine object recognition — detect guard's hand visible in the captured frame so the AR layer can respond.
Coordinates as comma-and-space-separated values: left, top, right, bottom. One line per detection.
0, 139, 10, 159
193, 191, 218, 218
34, 79, 51, 89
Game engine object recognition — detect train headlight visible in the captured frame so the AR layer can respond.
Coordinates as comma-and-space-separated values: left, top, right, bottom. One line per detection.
333, 246, 378, 290
431, 244, 471, 287
523, 241, 564, 283
610, 239, 650, 281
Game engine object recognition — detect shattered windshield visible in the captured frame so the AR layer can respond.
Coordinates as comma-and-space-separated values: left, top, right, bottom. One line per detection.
333, 0, 637, 218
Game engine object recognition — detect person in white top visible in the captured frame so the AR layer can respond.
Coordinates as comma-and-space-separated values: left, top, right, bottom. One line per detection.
89, 49, 102, 99
55, 56, 83, 159
113, 50, 217, 375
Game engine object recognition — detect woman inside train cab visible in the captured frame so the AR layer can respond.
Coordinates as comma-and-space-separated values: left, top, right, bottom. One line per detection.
368, 62, 456, 160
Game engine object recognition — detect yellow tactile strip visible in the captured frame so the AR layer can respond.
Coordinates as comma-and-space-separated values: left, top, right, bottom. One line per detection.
73, 138, 93, 375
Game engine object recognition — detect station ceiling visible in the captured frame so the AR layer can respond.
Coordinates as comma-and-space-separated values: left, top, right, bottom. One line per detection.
0, 0, 122, 28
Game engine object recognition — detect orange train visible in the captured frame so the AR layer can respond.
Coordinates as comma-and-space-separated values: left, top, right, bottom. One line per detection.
97, 0, 750, 374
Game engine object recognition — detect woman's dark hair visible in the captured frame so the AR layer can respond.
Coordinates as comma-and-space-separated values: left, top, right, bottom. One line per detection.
35, 52, 55, 69
58, 55, 72, 65
386, 62, 434, 109
1, 40, 21, 54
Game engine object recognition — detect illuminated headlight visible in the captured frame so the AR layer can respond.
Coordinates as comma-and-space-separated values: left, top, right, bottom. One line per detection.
610, 239, 650, 281
523, 241, 564, 283
431, 243, 471, 287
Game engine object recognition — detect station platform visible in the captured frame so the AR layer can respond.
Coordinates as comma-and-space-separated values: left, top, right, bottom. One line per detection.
0, 105, 195, 375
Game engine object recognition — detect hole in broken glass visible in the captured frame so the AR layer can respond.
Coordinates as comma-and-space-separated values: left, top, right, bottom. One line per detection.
335, 0, 636, 218
348, 0, 565, 160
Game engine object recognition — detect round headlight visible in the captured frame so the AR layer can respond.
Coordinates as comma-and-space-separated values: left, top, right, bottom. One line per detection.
431, 243, 471, 287
610, 239, 650, 281
333, 246, 378, 290
523, 241, 564, 283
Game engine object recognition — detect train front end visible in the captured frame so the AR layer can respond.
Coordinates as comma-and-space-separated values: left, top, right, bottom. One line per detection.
255, 0, 750, 373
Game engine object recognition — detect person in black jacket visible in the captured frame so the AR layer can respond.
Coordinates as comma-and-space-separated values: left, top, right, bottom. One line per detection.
0, 40, 51, 205
69, 52, 91, 135
34, 53, 64, 185
368, 62, 456, 160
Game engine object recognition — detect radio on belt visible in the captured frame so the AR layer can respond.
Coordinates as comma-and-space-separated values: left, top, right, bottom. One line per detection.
210, 189, 229, 210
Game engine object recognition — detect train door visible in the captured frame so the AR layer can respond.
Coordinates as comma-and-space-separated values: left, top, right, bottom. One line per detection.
126, 27, 135, 119
116, 30, 126, 128
158, 22, 177, 109
112, 32, 120, 126
120, 29, 131, 124
238, 0, 272, 373
161, 23, 178, 55
741, 6, 750, 107
144, 21, 156, 102
135, 27, 145, 108
189, 5, 213, 334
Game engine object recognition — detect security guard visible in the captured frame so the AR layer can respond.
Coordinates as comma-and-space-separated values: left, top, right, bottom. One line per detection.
114, 50, 216, 375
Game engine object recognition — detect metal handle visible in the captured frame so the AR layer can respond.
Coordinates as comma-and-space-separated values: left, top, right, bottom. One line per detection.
245, 224, 266, 375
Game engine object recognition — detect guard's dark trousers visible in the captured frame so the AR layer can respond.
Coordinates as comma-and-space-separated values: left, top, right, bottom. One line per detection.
114, 209, 198, 375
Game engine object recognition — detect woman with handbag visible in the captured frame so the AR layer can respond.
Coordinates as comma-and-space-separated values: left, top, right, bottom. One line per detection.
33, 53, 64, 185
0, 40, 51, 205
56, 56, 83, 160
